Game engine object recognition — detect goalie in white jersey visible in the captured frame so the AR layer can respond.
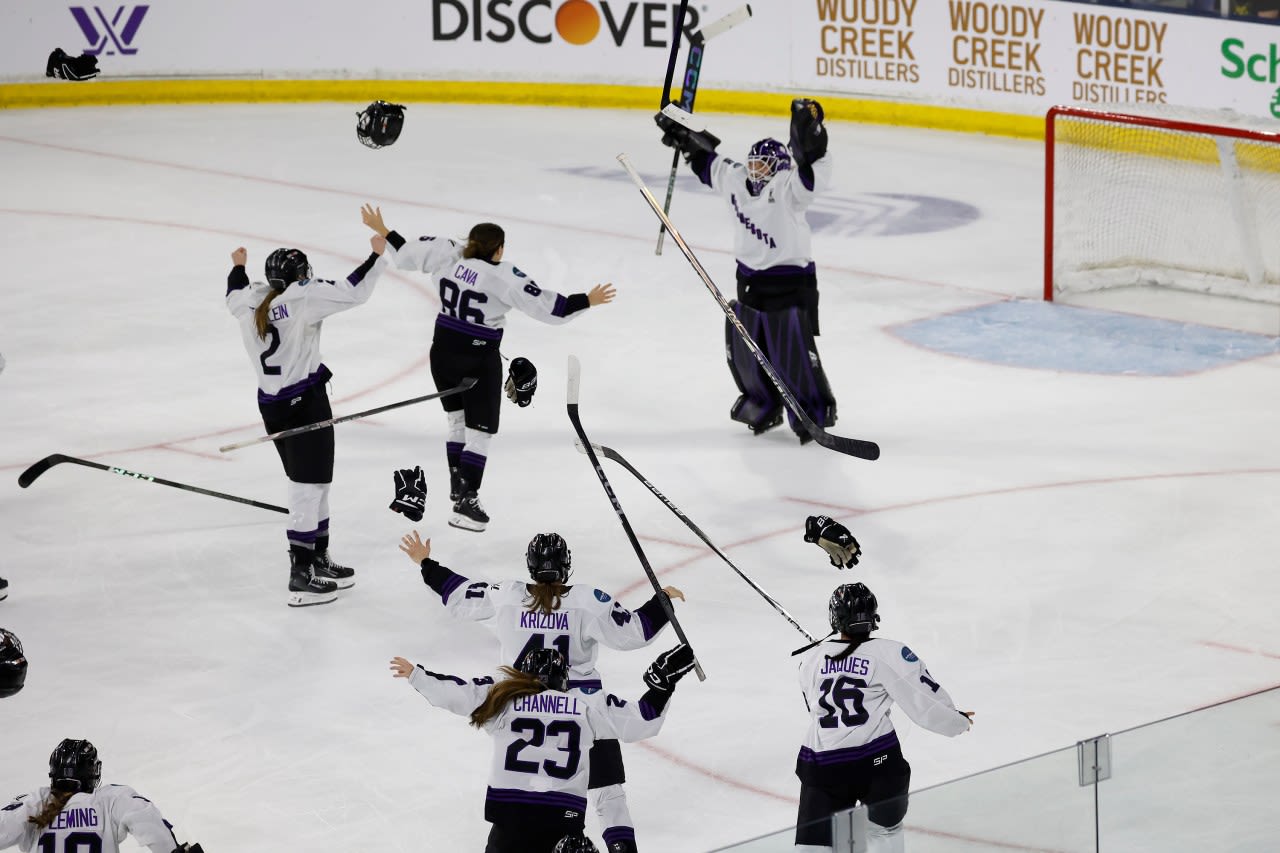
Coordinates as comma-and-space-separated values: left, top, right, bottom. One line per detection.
390, 644, 695, 853
657, 99, 838, 443
225, 228, 387, 606
362, 205, 616, 532
0, 739, 203, 853
400, 530, 683, 853
794, 583, 973, 853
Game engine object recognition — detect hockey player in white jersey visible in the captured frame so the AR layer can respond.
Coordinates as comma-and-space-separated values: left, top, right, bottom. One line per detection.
794, 584, 973, 853
657, 99, 838, 443
361, 204, 615, 532
226, 228, 386, 606
0, 739, 204, 853
400, 530, 683, 853
390, 644, 695, 853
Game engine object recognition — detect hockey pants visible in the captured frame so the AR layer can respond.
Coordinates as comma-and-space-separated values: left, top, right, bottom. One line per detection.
725, 301, 836, 435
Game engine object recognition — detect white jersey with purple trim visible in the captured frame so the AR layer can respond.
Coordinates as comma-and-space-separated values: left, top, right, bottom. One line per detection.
386, 235, 581, 339
0, 784, 180, 853
796, 638, 968, 770
699, 153, 833, 274
435, 576, 666, 688
406, 665, 668, 822
226, 254, 385, 401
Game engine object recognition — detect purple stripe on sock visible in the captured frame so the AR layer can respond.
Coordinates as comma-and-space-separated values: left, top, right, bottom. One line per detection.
459, 450, 487, 467
603, 826, 636, 844
287, 528, 321, 544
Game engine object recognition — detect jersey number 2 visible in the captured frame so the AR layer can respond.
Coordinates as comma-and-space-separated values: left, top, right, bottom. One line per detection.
38, 833, 103, 853
259, 324, 282, 376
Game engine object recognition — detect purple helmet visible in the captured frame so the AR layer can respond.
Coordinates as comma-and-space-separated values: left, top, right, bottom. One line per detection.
746, 137, 791, 195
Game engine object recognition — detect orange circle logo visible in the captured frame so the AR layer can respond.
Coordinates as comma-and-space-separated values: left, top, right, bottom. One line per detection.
556, 0, 600, 45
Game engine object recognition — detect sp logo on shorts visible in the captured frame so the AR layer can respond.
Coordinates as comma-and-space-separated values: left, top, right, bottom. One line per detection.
564, 810, 581, 819
873, 755, 887, 766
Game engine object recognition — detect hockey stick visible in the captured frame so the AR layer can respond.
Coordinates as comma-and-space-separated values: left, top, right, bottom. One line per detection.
17, 454, 288, 514
659, 0, 691, 108
218, 378, 477, 453
575, 438, 817, 642
566, 355, 706, 681
656, 4, 753, 256
617, 154, 881, 461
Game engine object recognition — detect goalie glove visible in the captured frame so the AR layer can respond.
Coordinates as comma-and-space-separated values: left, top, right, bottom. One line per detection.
655, 105, 721, 162
804, 515, 861, 569
389, 466, 427, 522
642, 644, 697, 693
46, 48, 100, 82
789, 98, 828, 167
504, 356, 537, 407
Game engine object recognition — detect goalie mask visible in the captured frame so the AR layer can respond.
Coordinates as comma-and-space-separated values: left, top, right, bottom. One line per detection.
264, 248, 311, 292
519, 647, 569, 692
526, 533, 572, 585
49, 739, 102, 793
828, 582, 880, 636
745, 137, 791, 196
356, 100, 406, 149
0, 629, 27, 698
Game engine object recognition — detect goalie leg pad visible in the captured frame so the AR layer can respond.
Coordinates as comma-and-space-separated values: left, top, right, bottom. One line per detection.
726, 301, 782, 432
756, 306, 837, 435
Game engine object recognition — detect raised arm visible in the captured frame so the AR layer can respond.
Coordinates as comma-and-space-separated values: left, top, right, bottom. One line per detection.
400, 531, 498, 621
596, 644, 697, 742
392, 656, 490, 717
586, 586, 684, 651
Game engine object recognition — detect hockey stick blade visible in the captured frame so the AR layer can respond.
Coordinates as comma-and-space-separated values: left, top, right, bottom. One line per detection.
219, 378, 477, 453
618, 153, 880, 461
17, 454, 287, 513
566, 356, 706, 681
698, 3, 751, 41
574, 439, 819, 642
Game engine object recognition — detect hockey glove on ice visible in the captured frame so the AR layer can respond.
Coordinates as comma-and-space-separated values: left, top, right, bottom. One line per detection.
46, 48, 99, 81
505, 357, 537, 407
804, 515, 861, 569
789, 98, 828, 167
643, 644, 697, 693
389, 466, 427, 522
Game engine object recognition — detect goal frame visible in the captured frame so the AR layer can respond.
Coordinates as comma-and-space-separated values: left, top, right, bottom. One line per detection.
1044, 104, 1280, 302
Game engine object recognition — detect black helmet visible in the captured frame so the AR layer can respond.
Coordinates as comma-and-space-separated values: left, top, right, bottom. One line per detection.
828, 583, 880, 636
49, 739, 101, 793
0, 629, 27, 698
526, 533, 572, 585
356, 100, 406, 149
264, 248, 311, 292
518, 647, 569, 692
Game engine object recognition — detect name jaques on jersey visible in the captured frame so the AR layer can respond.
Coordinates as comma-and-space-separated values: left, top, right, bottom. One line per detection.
388, 237, 580, 334
0, 785, 180, 853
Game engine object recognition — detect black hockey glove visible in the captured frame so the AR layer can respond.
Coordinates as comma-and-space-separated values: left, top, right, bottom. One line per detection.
643, 644, 697, 693
804, 515, 860, 569
789, 98, 828, 167
389, 466, 427, 522
505, 357, 537, 407
172, 844, 205, 853
46, 48, 99, 82
655, 110, 720, 162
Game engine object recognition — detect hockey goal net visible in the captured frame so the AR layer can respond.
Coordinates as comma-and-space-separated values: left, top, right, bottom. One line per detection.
1045, 105, 1280, 333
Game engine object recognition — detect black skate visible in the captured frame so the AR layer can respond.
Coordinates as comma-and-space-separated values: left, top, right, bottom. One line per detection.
287, 549, 338, 607
312, 551, 355, 590
449, 491, 489, 533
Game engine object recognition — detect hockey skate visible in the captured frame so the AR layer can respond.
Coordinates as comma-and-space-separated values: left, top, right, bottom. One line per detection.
287, 550, 338, 607
312, 550, 355, 590
449, 490, 489, 533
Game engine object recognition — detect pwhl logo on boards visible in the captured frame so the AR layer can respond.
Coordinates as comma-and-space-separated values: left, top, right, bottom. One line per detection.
70, 6, 149, 55
433, 0, 700, 47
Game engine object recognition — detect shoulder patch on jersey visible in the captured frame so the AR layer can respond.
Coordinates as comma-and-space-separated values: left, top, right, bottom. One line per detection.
511, 266, 528, 279
901, 646, 918, 662
593, 589, 611, 603
577, 686, 600, 695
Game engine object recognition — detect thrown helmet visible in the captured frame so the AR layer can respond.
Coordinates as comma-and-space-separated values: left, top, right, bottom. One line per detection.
745, 137, 791, 196
828, 583, 880, 636
264, 248, 311, 292
356, 101, 406, 149
554, 835, 600, 853
526, 533, 572, 585
49, 739, 102, 793
0, 629, 27, 698
518, 647, 569, 692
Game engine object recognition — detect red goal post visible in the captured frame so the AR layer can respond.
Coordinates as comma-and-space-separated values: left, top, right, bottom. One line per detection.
1044, 106, 1280, 318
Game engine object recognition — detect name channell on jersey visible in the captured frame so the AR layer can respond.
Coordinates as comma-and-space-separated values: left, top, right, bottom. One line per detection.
795, 638, 969, 785
0, 785, 179, 853
386, 234, 586, 343
407, 666, 667, 826
694, 153, 832, 277
225, 254, 385, 402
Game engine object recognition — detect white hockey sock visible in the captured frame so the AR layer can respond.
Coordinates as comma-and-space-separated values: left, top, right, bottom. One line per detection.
866, 820, 904, 853
286, 481, 329, 548
594, 784, 635, 844
446, 409, 465, 444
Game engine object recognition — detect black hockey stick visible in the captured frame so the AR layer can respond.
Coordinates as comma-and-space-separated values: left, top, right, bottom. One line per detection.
659, 0, 691, 108
566, 355, 706, 681
617, 154, 880, 461
18, 454, 288, 514
575, 438, 818, 642
218, 378, 477, 453
656, 5, 753, 256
